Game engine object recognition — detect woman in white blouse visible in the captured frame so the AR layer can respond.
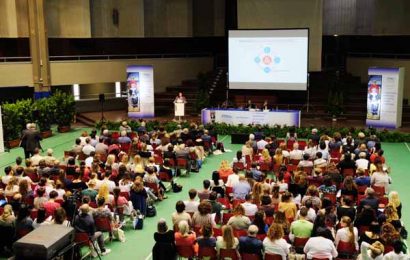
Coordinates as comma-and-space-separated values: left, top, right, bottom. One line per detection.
263, 223, 291, 260
335, 216, 359, 251
304, 227, 338, 259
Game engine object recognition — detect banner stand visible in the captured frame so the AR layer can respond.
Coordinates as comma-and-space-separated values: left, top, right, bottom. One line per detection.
127, 65, 155, 118
366, 67, 404, 129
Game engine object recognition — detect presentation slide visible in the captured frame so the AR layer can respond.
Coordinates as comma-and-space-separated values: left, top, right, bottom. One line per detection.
229, 29, 308, 90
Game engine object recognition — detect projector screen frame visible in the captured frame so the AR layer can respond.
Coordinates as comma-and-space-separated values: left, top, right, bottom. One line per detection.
228, 28, 310, 91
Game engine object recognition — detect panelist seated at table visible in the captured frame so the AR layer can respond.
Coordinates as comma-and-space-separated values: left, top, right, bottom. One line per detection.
246, 100, 257, 110
262, 100, 269, 111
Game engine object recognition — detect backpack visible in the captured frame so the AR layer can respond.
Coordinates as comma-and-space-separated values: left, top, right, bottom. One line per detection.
172, 183, 183, 193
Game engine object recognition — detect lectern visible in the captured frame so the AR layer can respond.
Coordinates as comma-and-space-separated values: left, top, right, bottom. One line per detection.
174, 101, 185, 121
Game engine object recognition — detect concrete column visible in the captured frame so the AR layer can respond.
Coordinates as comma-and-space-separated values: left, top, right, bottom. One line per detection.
28, 0, 51, 95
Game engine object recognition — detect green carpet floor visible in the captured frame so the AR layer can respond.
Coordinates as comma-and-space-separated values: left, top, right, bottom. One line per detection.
0, 128, 409, 259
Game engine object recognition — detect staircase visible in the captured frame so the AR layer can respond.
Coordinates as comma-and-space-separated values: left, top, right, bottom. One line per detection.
154, 79, 199, 116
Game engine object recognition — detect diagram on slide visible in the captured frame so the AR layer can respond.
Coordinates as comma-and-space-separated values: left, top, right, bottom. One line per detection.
254, 46, 282, 73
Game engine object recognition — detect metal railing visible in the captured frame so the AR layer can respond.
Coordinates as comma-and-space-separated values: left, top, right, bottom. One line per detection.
0, 52, 213, 63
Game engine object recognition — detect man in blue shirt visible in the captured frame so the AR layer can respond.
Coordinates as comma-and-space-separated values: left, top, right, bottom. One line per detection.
239, 225, 263, 258
250, 163, 263, 182
233, 175, 251, 200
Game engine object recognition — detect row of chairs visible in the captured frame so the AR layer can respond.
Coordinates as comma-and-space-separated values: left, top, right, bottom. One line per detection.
177, 246, 284, 260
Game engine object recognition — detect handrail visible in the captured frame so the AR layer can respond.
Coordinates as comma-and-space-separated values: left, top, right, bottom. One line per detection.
347, 52, 410, 59
0, 52, 213, 63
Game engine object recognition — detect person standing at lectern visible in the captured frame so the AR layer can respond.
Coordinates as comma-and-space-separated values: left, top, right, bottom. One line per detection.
175, 92, 186, 103
174, 92, 187, 121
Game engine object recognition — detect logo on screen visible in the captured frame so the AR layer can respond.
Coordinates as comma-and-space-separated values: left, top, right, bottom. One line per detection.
254, 46, 281, 73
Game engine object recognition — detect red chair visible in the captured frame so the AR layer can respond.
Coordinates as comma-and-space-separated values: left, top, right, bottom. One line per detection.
111, 132, 120, 140
233, 162, 245, 171
298, 141, 307, 150
308, 177, 323, 187
30, 209, 38, 220
26, 172, 39, 182
342, 168, 355, 178
259, 162, 271, 172
232, 199, 245, 208
357, 194, 367, 206
337, 241, 357, 257
194, 226, 202, 236
323, 193, 337, 204
89, 201, 98, 208
233, 229, 247, 238
212, 227, 222, 237
217, 197, 231, 210
379, 197, 389, 207
94, 216, 113, 241
154, 155, 164, 165
286, 164, 297, 172
357, 185, 368, 194
372, 185, 385, 197
159, 172, 172, 182
55, 199, 64, 206
265, 253, 283, 260
265, 216, 274, 225
226, 186, 233, 196
293, 237, 309, 253
256, 234, 266, 241
287, 140, 296, 151
245, 155, 252, 170
198, 246, 217, 260
290, 159, 300, 166
176, 245, 196, 259
222, 213, 233, 225
219, 249, 239, 260
384, 245, 394, 254
119, 191, 130, 200
16, 228, 32, 239
241, 253, 261, 260
176, 158, 189, 174
145, 182, 160, 195
120, 143, 131, 153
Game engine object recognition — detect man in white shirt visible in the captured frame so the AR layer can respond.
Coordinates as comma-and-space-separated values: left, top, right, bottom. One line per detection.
313, 152, 327, 168
184, 189, 200, 213
226, 169, 240, 187
95, 138, 108, 155
356, 152, 369, 170
256, 138, 268, 151
298, 154, 313, 168
241, 194, 258, 216
30, 148, 44, 166
85, 151, 95, 168
82, 138, 96, 156
289, 143, 303, 160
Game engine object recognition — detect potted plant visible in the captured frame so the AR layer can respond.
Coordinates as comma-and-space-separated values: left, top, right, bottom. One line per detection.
1, 102, 24, 148
33, 97, 55, 138
52, 90, 76, 132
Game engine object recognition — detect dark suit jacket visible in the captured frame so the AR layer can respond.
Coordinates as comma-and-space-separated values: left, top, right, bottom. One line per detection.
20, 129, 42, 151
239, 236, 263, 257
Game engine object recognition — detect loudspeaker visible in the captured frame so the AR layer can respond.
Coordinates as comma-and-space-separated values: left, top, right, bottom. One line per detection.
99, 93, 105, 103
13, 225, 75, 260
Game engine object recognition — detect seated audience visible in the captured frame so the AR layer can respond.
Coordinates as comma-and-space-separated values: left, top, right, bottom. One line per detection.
239, 225, 263, 258
263, 223, 291, 260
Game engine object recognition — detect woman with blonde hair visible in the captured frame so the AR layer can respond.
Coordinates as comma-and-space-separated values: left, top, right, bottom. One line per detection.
132, 155, 145, 176
388, 191, 402, 218
0, 205, 16, 225
383, 204, 399, 223
263, 223, 291, 259
174, 220, 198, 254
96, 183, 114, 205
241, 141, 254, 160
216, 225, 239, 255
278, 192, 297, 222
5, 177, 19, 197
218, 160, 233, 181
273, 148, 284, 166
335, 216, 359, 251
259, 149, 272, 164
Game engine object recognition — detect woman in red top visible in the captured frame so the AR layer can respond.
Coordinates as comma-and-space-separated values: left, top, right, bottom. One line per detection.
174, 220, 198, 254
